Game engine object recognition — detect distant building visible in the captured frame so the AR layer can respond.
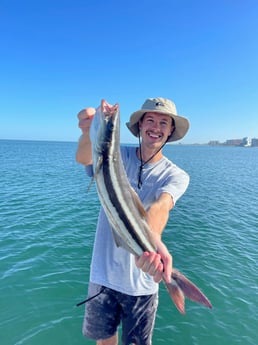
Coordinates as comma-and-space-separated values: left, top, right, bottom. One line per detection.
208, 140, 220, 146
203, 137, 258, 147
242, 137, 251, 147
251, 138, 258, 147
225, 139, 243, 146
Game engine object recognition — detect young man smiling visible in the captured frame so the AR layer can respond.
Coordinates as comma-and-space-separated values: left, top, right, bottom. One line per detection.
76, 97, 190, 345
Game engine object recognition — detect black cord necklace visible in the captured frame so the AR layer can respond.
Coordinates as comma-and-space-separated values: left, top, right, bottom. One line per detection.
137, 135, 166, 189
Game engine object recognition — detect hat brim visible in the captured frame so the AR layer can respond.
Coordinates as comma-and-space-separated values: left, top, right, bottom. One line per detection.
126, 109, 190, 142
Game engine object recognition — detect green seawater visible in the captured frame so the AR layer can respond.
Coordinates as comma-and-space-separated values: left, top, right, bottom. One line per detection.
1, 140, 257, 345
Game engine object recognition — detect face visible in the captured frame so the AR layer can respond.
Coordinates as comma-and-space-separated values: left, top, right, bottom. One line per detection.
138, 112, 174, 146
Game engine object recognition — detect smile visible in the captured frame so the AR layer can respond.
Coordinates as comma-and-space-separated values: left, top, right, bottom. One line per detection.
147, 131, 163, 139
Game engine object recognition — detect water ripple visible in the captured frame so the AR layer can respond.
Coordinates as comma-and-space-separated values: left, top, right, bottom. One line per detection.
1, 142, 257, 345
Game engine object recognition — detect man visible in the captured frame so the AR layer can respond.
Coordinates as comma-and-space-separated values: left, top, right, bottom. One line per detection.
76, 97, 190, 345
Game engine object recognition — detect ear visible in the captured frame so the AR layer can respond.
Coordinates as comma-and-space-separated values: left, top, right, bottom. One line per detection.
169, 126, 175, 137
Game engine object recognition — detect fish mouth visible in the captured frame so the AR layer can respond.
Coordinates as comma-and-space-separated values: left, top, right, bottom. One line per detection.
102, 101, 119, 127
102, 100, 119, 117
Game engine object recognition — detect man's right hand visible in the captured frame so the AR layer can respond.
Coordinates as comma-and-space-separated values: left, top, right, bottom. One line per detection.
77, 107, 96, 134
76, 107, 96, 165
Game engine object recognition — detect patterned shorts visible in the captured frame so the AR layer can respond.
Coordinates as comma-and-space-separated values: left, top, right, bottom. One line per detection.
82, 282, 158, 345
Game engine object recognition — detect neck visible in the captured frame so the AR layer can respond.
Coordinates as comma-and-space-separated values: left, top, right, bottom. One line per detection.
137, 144, 164, 164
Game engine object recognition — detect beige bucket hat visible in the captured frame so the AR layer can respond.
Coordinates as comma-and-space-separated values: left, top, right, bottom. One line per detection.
126, 97, 190, 142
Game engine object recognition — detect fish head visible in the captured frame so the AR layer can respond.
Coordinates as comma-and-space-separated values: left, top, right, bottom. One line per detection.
90, 100, 120, 171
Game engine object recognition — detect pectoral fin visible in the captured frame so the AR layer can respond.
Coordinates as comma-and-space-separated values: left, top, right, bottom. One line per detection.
111, 228, 137, 256
95, 156, 103, 175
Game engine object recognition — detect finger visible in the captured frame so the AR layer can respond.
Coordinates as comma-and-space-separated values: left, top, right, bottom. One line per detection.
135, 252, 149, 268
147, 254, 162, 276
79, 117, 93, 129
136, 252, 153, 272
162, 254, 173, 283
135, 252, 157, 272
153, 263, 163, 283
141, 252, 160, 273
77, 107, 96, 120
135, 252, 163, 282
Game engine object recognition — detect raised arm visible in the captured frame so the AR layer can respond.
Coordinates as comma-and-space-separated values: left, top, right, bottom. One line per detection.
76, 107, 96, 165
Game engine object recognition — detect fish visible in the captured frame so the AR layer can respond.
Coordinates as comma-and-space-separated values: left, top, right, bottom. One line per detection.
89, 99, 212, 314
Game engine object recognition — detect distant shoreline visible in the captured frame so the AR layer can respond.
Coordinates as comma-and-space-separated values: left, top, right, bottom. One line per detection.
1, 138, 257, 148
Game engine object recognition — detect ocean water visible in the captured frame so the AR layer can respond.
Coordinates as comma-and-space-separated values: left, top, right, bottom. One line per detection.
1, 140, 257, 345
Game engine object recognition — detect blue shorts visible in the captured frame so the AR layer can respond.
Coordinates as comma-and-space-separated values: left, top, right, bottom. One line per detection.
82, 282, 158, 345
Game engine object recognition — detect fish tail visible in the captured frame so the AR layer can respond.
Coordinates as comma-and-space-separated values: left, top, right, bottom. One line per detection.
172, 269, 212, 310
165, 280, 186, 314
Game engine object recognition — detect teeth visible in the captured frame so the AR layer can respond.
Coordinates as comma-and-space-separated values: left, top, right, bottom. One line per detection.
148, 132, 161, 138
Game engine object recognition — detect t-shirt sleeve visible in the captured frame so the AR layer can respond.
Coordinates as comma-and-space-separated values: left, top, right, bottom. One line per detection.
85, 165, 94, 177
155, 165, 190, 204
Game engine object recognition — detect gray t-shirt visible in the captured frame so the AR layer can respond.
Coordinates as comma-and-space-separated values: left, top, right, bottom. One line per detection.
86, 146, 189, 296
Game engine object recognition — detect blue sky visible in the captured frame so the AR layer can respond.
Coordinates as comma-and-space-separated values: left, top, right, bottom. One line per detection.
1, 0, 257, 144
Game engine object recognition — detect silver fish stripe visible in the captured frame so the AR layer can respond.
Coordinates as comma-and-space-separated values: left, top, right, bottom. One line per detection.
90, 99, 212, 314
